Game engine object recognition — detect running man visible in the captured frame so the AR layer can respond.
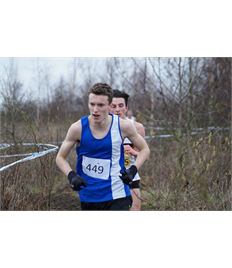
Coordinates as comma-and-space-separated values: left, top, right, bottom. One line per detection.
111, 89, 147, 211
56, 83, 150, 210
126, 109, 137, 121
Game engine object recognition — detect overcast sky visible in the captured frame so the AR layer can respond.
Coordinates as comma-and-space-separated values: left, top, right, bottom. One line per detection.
1, 57, 105, 89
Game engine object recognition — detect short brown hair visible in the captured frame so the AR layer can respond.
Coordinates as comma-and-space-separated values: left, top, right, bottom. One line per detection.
88, 83, 113, 104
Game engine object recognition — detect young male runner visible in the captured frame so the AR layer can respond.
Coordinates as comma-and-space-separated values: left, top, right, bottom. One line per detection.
126, 109, 136, 121
56, 83, 150, 210
111, 89, 147, 211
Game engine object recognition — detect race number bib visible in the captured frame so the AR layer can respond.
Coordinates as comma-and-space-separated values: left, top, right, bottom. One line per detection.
125, 156, 130, 168
82, 156, 110, 180
124, 151, 130, 168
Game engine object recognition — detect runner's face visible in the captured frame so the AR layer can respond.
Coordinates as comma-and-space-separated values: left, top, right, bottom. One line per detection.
88, 93, 111, 122
110, 97, 128, 119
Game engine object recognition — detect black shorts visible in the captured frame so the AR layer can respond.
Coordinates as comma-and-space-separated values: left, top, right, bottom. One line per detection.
130, 180, 140, 189
81, 195, 133, 211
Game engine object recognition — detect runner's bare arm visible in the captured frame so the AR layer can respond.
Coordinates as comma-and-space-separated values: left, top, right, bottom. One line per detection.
124, 121, 146, 157
56, 121, 81, 176
120, 119, 150, 170
135, 122, 146, 139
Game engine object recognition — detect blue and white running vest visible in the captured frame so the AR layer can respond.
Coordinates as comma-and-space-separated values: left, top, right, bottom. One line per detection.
76, 114, 131, 202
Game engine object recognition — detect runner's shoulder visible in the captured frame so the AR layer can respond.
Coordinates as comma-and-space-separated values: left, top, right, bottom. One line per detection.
134, 121, 145, 132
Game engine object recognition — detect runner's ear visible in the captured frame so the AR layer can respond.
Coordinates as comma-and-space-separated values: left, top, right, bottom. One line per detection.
109, 103, 113, 112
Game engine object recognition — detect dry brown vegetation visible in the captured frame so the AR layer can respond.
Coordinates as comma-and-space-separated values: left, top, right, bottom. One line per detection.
0, 121, 230, 211
1, 57, 231, 210
140, 130, 231, 210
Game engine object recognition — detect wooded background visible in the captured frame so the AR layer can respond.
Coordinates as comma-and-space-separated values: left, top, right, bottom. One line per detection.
0, 57, 231, 210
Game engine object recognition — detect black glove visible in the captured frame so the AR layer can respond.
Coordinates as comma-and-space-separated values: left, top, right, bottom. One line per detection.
120, 165, 137, 185
68, 171, 87, 191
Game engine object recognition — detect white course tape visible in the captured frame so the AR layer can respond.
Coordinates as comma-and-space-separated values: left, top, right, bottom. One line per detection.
0, 143, 51, 157
145, 132, 199, 139
0, 143, 11, 150
0, 143, 59, 172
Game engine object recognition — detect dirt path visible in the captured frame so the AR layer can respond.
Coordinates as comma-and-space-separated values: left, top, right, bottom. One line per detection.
50, 191, 81, 210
